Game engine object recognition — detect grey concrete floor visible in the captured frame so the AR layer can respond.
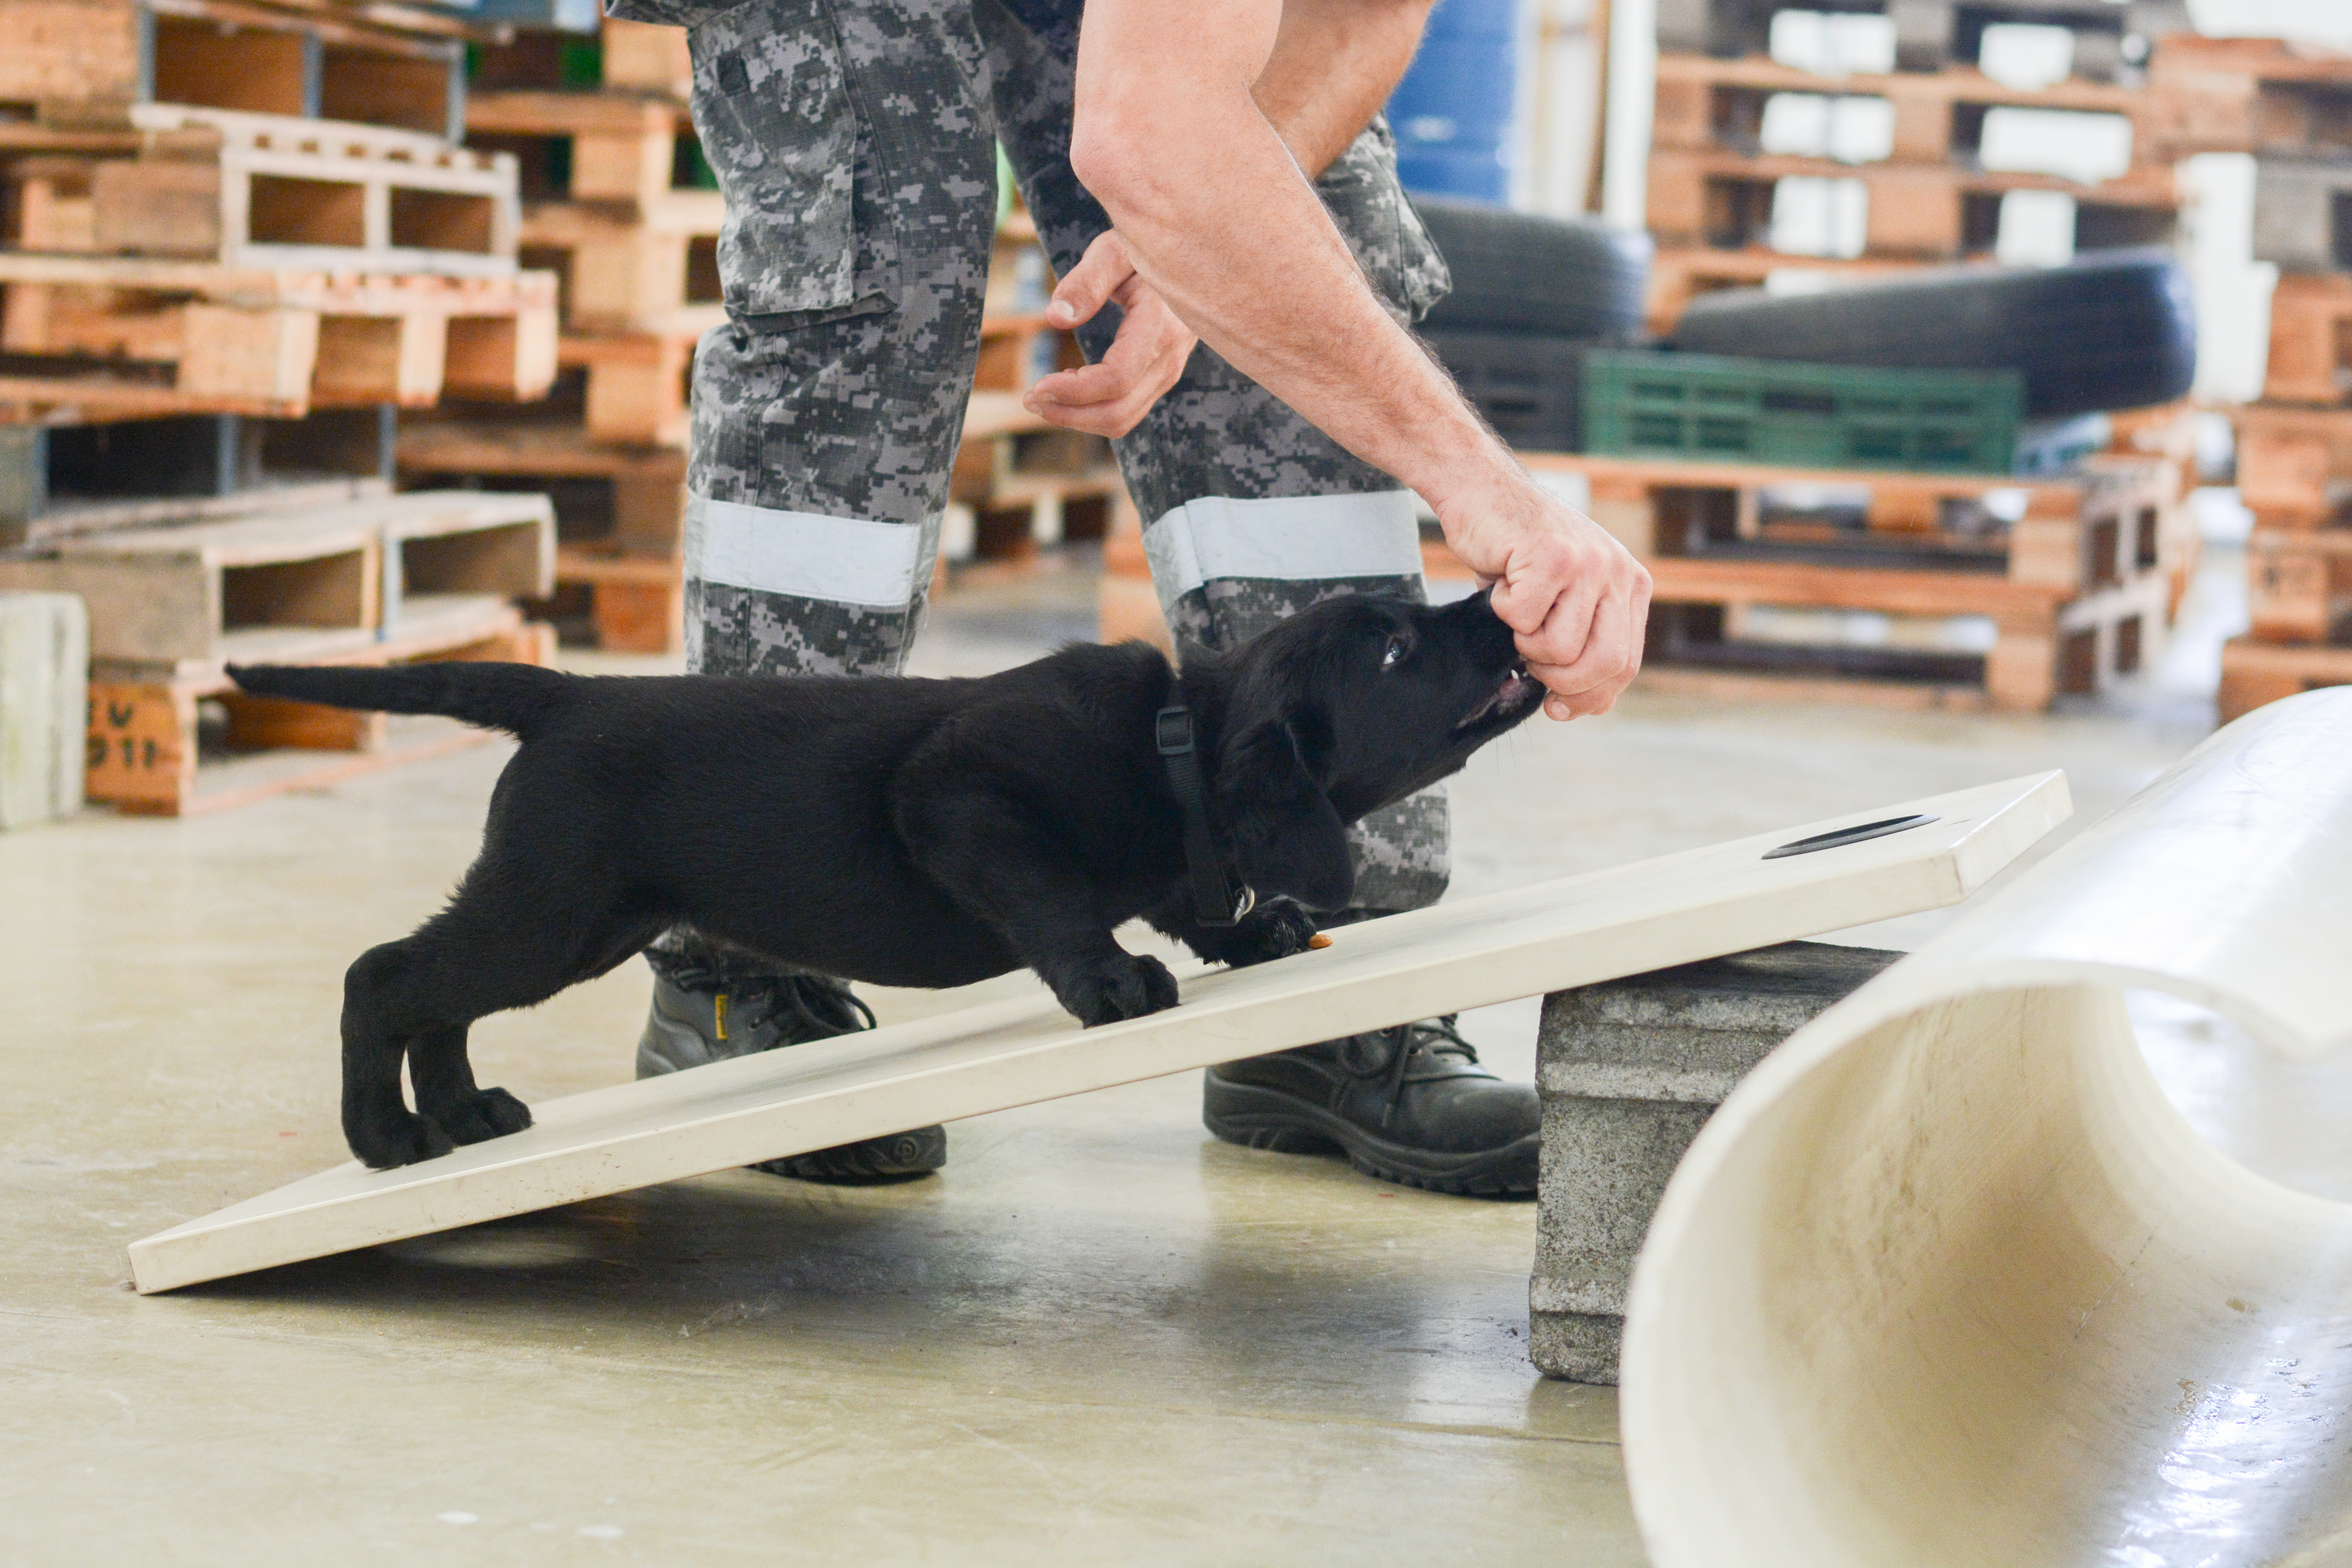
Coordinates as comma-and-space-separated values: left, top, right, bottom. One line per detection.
0, 531, 2292, 1566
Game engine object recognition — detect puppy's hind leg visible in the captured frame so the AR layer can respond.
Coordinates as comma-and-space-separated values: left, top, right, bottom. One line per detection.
340, 874, 665, 1169
406, 1024, 530, 1147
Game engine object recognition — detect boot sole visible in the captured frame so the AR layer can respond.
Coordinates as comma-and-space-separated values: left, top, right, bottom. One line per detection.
1203, 1080, 1537, 1197
753, 1126, 947, 1185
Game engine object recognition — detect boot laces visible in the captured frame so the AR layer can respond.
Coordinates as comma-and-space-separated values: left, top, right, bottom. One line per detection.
758, 971, 877, 1039
1339, 1016, 1478, 1129
659, 941, 875, 1043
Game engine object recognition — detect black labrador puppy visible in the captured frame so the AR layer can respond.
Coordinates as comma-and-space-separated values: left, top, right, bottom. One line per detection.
229, 589, 1542, 1169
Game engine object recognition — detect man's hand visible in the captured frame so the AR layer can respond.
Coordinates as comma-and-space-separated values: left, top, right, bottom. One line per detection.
1441, 479, 1651, 720
1021, 231, 1198, 439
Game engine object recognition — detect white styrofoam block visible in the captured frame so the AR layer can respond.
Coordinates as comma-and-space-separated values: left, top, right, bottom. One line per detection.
1979, 107, 2134, 185
1995, 189, 2078, 266
1771, 176, 1869, 259
1978, 23, 2076, 90
1768, 10, 1896, 76
1759, 95, 1893, 164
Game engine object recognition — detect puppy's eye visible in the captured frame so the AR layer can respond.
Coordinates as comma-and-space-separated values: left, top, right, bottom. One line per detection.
1381, 637, 1408, 669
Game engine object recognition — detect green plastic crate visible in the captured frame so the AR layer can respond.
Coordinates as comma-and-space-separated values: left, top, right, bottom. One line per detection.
1579, 350, 2024, 474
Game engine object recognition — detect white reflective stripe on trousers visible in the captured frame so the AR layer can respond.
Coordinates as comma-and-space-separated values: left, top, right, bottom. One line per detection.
1142, 491, 1426, 613
685, 493, 936, 609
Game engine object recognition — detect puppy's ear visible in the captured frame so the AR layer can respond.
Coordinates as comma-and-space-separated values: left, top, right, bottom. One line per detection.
1216, 720, 1355, 911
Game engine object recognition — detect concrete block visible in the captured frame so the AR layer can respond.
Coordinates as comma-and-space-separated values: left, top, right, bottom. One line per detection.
0, 591, 89, 829
1530, 940, 1902, 1383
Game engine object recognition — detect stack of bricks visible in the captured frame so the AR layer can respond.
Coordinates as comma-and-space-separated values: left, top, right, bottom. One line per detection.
1646, 0, 2199, 333
2170, 40, 2352, 718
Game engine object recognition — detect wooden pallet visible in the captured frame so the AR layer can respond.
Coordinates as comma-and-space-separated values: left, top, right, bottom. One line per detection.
1653, 55, 2170, 166
469, 15, 691, 101
2145, 34, 2352, 158
86, 598, 553, 816
518, 193, 723, 335
396, 419, 685, 552
2261, 273, 2352, 406
50, 104, 522, 277
2233, 403, 2352, 531
1638, 553, 2168, 712
1647, 147, 2178, 258
467, 90, 699, 213
1, 406, 396, 548
558, 331, 694, 447
0, 0, 467, 140
1645, 245, 1922, 333
397, 419, 686, 651
0, 508, 379, 664
0, 256, 557, 420
548, 543, 681, 653
0, 488, 552, 664
1523, 450, 2183, 711
2217, 635, 2352, 722
2246, 527, 2352, 644
1522, 451, 2187, 601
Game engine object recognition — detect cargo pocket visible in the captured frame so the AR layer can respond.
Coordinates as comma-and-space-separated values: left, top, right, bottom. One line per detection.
687, 0, 897, 322
1317, 116, 1451, 327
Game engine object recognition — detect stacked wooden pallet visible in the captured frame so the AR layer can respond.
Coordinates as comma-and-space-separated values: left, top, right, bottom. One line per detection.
2177, 39, 2352, 719
955, 209, 1127, 568
1098, 451, 2185, 712
0, 0, 564, 814
387, 16, 701, 652
1544, 451, 2186, 711
0, 489, 554, 815
1646, 8, 2198, 332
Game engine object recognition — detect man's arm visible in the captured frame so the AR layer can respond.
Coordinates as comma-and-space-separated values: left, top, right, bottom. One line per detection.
1018, 0, 1427, 442
1254, 0, 1434, 176
1049, 0, 1649, 718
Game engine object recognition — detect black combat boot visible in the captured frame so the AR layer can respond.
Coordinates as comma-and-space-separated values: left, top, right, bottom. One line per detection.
637, 939, 945, 1182
1202, 1016, 1537, 1196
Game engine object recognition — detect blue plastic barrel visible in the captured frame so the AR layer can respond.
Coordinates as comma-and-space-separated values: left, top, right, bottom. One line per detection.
1388, 0, 1526, 205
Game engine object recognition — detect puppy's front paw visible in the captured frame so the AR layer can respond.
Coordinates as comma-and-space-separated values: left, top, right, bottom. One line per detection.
348, 1109, 456, 1170
1058, 952, 1180, 1026
424, 1086, 533, 1146
1222, 899, 1320, 967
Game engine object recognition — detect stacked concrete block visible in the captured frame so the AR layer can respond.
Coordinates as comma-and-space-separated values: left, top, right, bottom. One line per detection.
1530, 939, 1903, 1384
0, 592, 88, 830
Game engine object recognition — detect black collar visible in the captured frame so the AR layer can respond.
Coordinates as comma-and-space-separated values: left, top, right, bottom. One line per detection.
1155, 705, 1255, 928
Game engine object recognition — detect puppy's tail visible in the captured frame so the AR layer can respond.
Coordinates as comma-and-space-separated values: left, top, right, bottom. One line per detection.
226, 661, 575, 739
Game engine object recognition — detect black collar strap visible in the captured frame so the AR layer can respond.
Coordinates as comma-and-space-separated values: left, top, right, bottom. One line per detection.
1156, 705, 1255, 928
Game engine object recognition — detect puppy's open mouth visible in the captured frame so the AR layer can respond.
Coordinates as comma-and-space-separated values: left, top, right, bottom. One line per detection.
1456, 665, 1541, 731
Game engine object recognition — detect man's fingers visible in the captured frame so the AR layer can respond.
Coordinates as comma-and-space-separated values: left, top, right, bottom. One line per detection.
1031, 395, 1149, 438
1028, 361, 1127, 408
1485, 536, 1575, 637
1527, 585, 1643, 719
1044, 231, 1130, 330
1511, 571, 1601, 672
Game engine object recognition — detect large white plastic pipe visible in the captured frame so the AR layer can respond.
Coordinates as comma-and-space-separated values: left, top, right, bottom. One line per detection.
1622, 688, 2352, 1568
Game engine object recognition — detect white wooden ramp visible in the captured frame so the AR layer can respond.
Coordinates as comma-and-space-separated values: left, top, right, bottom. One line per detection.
128, 771, 2068, 1294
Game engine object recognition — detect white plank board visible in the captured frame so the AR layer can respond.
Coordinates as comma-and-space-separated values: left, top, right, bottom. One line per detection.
129, 771, 2068, 1293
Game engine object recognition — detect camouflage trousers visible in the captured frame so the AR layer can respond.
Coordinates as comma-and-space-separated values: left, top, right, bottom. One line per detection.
609, 0, 1456, 912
